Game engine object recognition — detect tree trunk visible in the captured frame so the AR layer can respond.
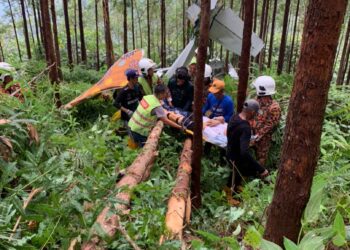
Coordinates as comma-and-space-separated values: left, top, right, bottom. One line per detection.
40, 0, 61, 108
37, 0, 45, 47
342, 44, 350, 85
0, 40, 4, 61
264, 0, 347, 246
123, 0, 128, 53
183, 0, 186, 49
147, 0, 151, 57
237, 0, 254, 113
32, 0, 42, 53
25, 0, 36, 48
63, 0, 73, 69
239, 0, 245, 20
191, 0, 210, 209
95, 0, 100, 71
293, 14, 302, 72
102, 0, 115, 68
276, 0, 291, 75
74, 0, 79, 64
346, 60, 350, 85
50, 0, 62, 80
82, 121, 164, 248
131, 0, 135, 50
8, 0, 22, 61
160, 0, 166, 67
164, 138, 192, 240
259, 0, 267, 39
187, 0, 191, 43
253, 0, 257, 32
336, 16, 350, 85
134, 0, 143, 49
287, 0, 300, 73
20, 0, 32, 59
78, 0, 87, 63
258, 0, 270, 71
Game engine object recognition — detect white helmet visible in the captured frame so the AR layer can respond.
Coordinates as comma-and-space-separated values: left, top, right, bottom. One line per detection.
138, 58, 157, 76
252, 76, 276, 96
204, 64, 213, 79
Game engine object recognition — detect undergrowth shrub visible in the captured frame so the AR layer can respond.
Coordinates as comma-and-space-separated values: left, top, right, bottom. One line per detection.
1, 63, 349, 249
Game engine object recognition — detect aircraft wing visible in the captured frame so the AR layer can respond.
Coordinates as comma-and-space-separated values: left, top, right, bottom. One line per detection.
165, 39, 196, 79
63, 49, 144, 109
209, 7, 264, 57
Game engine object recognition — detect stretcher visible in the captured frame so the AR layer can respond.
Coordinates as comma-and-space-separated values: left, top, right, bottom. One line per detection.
167, 112, 228, 148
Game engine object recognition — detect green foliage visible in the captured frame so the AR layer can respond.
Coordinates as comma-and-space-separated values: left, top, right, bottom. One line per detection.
1, 60, 350, 249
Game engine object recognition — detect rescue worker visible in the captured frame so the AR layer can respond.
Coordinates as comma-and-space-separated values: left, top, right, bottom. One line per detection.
113, 69, 145, 128
138, 58, 160, 95
0, 62, 23, 100
128, 84, 183, 147
202, 79, 234, 126
167, 67, 194, 112
225, 99, 269, 204
188, 58, 197, 82
250, 76, 281, 166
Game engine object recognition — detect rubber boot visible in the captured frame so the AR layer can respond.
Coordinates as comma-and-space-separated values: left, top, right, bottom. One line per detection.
127, 137, 138, 149
223, 186, 240, 206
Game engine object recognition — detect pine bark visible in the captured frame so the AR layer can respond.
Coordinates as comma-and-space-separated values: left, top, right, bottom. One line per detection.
63, 0, 73, 69
78, 0, 87, 63
267, 0, 277, 68
186, 0, 191, 43
95, 0, 100, 71
25, 0, 36, 47
336, 16, 350, 85
287, 0, 300, 73
147, 0, 151, 57
0, 40, 4, 61
253, 0, 257, 32
164, 138, 193, 239
183, 0, 186, 49
123, 0, 128, 53
8, 0, 22, 61
131, 0, 135, 50
191, 0, 210, 209
237, 0, 254, 113
160, 0, 166, 67
134, 0, 143, 49
277, 0, 291, 75
82, 122, 164, 248
258, 0, 270, 70
20, 0, 32, 59
74, 0, 79, 64
346, 60, 350, 85
264, 0, 347, 246
102, 0, 115, 68
342, 45, 350, 84
32, 0, 42, 54
37, 1, 45, 47
259, 0, 267, 40
50, 0, 62, 80
40, 0, 61, 108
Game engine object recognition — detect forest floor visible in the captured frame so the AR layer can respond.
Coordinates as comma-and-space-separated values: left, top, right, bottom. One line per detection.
0, 60, 349, 249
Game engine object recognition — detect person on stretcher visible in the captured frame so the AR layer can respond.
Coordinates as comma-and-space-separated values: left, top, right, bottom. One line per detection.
202, 79, 234, 127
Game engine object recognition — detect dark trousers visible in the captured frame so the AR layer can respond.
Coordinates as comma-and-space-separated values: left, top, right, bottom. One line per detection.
130, 130, 147, 148
227, 158, 260, 188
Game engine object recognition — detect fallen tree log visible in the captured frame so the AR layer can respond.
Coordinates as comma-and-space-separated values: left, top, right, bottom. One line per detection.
82, 121, 164, 249
163, 138, 193, 241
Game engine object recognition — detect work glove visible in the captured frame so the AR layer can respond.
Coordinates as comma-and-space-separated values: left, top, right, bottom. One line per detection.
126, 109, 133, 118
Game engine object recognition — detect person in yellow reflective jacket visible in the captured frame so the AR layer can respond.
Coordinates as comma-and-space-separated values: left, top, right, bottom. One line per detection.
138, 58, 161, 95
128, 84, 182, 147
